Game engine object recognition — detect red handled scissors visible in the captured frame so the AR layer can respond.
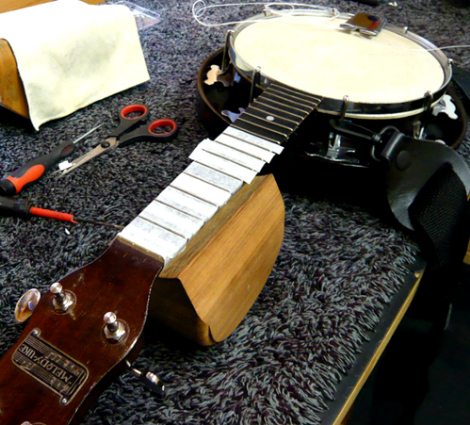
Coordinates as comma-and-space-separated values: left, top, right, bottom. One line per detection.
58, 105, 177, 176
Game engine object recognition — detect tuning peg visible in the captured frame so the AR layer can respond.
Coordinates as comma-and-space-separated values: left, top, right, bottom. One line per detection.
103, 312, 127, 342
50, 282, 75, 312
125, 360, 165, 396
15, 289, 41, 323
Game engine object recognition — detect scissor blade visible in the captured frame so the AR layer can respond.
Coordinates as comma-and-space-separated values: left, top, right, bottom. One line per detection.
72, 123, 104, 145
59, 137, 118, 177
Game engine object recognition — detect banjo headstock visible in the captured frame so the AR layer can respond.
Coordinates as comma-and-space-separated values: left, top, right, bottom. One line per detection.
0, 239, 164, 425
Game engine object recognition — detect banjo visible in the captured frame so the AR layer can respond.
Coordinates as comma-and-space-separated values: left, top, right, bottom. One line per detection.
1, 7, 469, 425
199, 8, 467, 170
230, 12, 450, 118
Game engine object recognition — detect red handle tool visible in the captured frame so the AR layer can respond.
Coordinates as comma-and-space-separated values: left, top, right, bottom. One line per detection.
0, 139, 76, 196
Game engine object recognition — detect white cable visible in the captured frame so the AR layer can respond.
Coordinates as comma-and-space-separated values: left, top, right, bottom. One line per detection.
264, 2, 338, 18
192, 0, 265, 27
192, 1, 469, 55
192, 0, 338, 28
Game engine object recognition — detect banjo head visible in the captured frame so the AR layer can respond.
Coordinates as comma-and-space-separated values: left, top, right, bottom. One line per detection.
229, 13, 452, 119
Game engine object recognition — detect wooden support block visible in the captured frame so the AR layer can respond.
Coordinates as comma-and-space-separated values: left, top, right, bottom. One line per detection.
149, 174, 285, 346
0, 39, 29, 117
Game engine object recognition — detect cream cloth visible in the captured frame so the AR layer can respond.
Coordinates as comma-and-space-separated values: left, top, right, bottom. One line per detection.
0, 0, 150, 130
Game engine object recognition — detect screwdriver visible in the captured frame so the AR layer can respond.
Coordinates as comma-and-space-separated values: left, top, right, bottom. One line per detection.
0, 124, 102, 197
0, 196, 124, 230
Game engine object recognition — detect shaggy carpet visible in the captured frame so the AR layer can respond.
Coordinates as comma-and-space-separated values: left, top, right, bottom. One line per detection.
0, 0, 468, 424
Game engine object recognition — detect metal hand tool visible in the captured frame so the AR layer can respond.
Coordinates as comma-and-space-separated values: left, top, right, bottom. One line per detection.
57, 105, 178, 176
0, 123, 102, 196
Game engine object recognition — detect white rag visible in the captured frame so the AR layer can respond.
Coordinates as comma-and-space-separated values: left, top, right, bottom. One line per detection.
0, 0, 150, 130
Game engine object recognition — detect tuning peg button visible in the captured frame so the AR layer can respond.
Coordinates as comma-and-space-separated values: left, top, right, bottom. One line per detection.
15, 289, 41, 323
50, 282, 74, 312
103, 312, 127, 342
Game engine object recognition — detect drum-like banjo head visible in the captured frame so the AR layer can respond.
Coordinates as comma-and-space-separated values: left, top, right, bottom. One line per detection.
230, 14, 452, 118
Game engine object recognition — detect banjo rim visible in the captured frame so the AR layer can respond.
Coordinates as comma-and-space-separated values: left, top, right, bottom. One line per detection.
228, 13, 453, 120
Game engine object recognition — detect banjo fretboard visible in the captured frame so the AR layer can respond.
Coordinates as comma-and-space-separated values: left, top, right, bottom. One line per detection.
234, 81, 322, 144
118, 83, 321, 264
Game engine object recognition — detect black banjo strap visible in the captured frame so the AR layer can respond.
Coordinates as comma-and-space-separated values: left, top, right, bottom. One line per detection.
381, 131, 470, 323
409, 164, 470, 272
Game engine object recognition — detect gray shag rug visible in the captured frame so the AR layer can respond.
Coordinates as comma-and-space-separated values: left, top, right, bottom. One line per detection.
0, 0, 469, 424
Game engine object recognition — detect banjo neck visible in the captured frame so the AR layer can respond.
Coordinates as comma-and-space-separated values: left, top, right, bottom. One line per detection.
117, 81, 320, 266
0, 81, 313, 425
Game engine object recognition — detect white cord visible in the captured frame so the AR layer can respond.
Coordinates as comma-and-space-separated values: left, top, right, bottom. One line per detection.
192, 0, 338, 28
191, 1, 469, 55
192, 0, 265, 28
264, 2, 339, 18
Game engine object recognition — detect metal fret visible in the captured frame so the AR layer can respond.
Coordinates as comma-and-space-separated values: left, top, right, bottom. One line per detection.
140, 201, 205, 240
215, 133, 276, 162
242, 111, 295, 132
236, 83, 322, 144
247, 105, 299, 125
223, 126, 284, 152
185, 162, 243, 194
171, 173, 232, 207
243, 107, 298, 130
157, 186, 218, 221
190, 146, 258, 183
253, 99, 305, 120
271, 82, 322, 102
236, 116, 291, 138
119, 217, 187, 263
232, 122, 285, 144
263, 92, 312, 113
197, 139, 267, 171
268, 87, 320, 108
255, 96, 310, 117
